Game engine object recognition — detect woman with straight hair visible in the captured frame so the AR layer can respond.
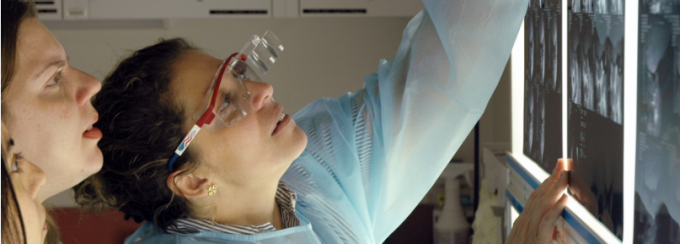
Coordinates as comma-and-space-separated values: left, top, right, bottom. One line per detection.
2, 0, 103, 242
75, 0, 570, 243
2, 122, 49, 244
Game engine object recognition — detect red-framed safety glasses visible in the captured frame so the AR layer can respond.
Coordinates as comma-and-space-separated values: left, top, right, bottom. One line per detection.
168, 31, 284, 171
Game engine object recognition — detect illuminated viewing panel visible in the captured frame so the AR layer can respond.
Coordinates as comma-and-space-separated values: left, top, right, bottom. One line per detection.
523, 0, 563, 173
634, 0, 680, 243
513, 0, 680, 243
567, 0, 625, 239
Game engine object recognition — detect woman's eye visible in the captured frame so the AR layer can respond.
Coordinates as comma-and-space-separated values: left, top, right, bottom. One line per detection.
47, 71, 63, 86
220, 93, 232, 110
233, 62, 247, 76
11, 153, 22, 173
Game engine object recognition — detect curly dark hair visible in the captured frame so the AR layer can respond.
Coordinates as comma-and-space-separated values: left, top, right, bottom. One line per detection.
73, 38, 201, 229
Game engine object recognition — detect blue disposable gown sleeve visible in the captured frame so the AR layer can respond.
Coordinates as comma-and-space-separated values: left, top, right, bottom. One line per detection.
290, 0, 528, 243
362, 1, 527, 241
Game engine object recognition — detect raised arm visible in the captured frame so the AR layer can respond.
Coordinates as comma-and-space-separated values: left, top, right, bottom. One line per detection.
362, 0, 529, 240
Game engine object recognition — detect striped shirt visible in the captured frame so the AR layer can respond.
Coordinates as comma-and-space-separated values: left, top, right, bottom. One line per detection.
165, 181, 300, 235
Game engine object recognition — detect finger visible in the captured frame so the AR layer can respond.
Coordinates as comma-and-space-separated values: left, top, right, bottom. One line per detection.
536, 194, 569, 243
532, 173, 558, 202
530, 171, 569, 228
528, 161, 564, 208
543, 171, 569, 207
543, 159, 566, 192
526, 179, 555, 212
553, 159, 565, 177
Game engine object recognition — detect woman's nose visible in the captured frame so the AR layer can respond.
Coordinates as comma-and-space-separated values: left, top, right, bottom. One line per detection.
24, 161, 46, 200
74, 68, 102, 107
246, 80, 274, 111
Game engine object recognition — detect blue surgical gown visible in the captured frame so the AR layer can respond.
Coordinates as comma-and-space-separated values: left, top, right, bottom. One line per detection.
125, 0, 528, 243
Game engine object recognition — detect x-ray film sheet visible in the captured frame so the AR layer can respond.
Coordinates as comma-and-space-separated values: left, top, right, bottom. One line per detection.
567, 0, 625, 239
524, 0, 563, 172
634, 0, 680, 243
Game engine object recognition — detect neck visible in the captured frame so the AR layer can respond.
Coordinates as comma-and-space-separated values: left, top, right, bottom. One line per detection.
196, 179, 283, 229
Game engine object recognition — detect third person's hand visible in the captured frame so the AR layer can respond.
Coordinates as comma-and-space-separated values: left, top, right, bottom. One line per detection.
506, 159, 570, 244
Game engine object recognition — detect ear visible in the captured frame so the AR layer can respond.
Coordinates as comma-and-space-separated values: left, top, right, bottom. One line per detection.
166, 170, 211, 199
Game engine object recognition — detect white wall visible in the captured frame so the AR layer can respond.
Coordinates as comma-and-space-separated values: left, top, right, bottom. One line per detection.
44, 16, 512, 207
48, 17, 412, 113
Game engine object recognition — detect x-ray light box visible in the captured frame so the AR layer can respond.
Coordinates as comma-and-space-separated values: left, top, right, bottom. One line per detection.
510, 1, 679, 244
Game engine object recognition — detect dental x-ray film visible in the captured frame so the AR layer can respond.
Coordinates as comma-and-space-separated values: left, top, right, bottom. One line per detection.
567, 0, 625, 239
634, 0, 680, 243
524, 0, 563, 172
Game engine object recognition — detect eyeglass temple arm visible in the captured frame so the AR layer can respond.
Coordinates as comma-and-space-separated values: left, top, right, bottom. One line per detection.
195, 53, 247, 127
169, 53, 248, 172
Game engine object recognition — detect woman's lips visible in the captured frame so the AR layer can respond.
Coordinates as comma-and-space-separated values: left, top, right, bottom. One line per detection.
272, 114, 291, 136
83, 127, 102, 139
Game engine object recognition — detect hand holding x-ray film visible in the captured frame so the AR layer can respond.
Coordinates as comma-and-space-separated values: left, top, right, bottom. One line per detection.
507, 159, 570, 244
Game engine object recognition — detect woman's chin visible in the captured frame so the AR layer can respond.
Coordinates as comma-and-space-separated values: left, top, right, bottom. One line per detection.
279, 135, 307, 174
293, 126, 308, 155
282, 130, 307, 167
89, 149, 104, 173
79, 147, 104, 180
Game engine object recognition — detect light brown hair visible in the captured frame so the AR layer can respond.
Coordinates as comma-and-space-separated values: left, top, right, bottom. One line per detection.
1, 1, 60, 243
2, 123, 25, 244
1, 0, 35, 97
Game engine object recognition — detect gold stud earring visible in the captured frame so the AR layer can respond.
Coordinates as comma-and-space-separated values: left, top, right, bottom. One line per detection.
208, 185, 217, 196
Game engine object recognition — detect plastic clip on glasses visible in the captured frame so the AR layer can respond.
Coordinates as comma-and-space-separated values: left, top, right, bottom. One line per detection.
167, 31, 284, 172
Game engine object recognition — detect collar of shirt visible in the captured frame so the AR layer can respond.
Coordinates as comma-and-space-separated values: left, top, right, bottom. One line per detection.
166, 181, 300, 235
